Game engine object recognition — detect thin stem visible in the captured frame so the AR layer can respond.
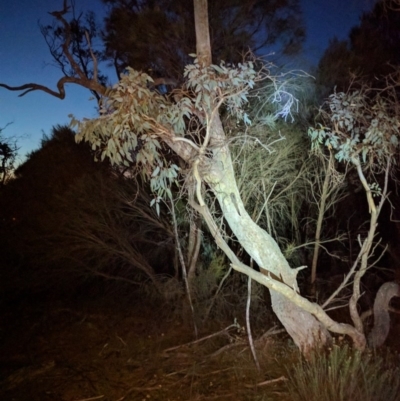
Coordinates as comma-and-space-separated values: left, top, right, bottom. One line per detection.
169, 195, 198, 338
246, 274, 260, 371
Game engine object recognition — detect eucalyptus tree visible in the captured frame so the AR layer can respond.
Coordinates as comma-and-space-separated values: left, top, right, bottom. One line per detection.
73, 1, 365, 353
4, 0, 393, 354
308, 82, 400, 347
39, 0, 109, 102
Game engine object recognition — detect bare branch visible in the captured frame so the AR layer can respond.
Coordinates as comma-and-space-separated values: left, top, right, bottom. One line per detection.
0, 75, 106, 99
0, 0, 107, 100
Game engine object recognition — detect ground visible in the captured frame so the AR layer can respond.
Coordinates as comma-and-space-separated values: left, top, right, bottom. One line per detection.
0, 291, 296, 401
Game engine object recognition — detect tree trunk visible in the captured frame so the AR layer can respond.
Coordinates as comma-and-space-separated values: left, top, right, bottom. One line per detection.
207, 137, 332, 352
192, 0, 332, 353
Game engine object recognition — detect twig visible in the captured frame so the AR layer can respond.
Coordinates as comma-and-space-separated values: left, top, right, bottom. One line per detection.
163, 322, 240, 354
203, 265, 232, 321
169, 194, 198, 339
115, 386, 163, 401
246, 275, 260, 371
209, 342, 247, 358
256, 326, 285, 343
244, 375, 287, 388
73, 396, 104, 401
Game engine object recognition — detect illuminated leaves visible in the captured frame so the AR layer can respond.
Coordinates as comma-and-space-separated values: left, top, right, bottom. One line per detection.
184, 58, 256, 123
309, 89, 400, 166
73, 59, 257, 200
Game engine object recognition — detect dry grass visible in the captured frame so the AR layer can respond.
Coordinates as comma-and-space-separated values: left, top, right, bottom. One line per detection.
0, 294, 295, 401
1, 290, 400, 401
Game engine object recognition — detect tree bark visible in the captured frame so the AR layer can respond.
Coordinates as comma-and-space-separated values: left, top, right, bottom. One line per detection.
368, 281, 400, 348
208, 138, 332, 352
191, 0, 333, 353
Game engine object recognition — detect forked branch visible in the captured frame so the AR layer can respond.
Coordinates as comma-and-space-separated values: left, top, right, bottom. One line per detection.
0, 0, 107, 100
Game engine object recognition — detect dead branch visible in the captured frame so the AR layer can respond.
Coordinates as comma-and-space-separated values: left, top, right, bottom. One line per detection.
162, 322, 241, 354
0, 75, 106, 99
0, 0, 107, 100
244, 376, 288, 388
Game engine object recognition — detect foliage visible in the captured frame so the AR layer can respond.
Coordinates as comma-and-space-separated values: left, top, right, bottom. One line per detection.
308, 80, 400, 338
43, 170, 175, 289
1, 126, 100, 231
0, 126, 102, 293
286, 344, 400, 401
102, 0, 305, 80
225, 73, 321, 266
315, 38, 356, 99
309, 87, 400, 167
73, 58, 258, 199
5, 0, 390, 351
231, 124, 308, 255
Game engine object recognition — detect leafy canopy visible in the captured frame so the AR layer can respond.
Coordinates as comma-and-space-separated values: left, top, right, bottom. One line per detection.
309, 88, 400, 166
73, 58, 257, 198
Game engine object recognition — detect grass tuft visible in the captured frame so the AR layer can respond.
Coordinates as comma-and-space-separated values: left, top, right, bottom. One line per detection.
286, 344, 400, 401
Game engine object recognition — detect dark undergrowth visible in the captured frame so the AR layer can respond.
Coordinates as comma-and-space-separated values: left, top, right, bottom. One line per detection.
0, 282, 399, 401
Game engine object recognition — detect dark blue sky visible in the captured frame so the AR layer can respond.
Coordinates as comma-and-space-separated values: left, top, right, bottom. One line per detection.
0, 0, 376, 160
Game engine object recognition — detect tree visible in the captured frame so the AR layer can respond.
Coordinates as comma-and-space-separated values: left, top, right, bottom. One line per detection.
316, 0, 400, 98
309, 82, 400, 346
102, 0, 305, 81
306, 146, 348, 290
0, 124, 18, 187
40, 0, 109, 102
75, 0, 367, 353
2, 0, 380, 354
0, 1, 107, 100
0, 126, 102, 294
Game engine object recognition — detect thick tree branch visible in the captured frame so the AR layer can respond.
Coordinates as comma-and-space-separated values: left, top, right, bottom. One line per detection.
0, 0, 107, 100
0, 75, 107, 99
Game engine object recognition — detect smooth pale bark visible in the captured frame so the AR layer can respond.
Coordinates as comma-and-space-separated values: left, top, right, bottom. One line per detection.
191, 0, 335, 353
205, 133, 334, 351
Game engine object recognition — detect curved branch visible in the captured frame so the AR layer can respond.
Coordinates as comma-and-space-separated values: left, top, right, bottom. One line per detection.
0, 1, 107, 101
0, 75, 107, 99
189, 197, 366, 350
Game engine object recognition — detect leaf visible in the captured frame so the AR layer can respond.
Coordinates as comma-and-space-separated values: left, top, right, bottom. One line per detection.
152, 166, 160, 177
195, 92, 202, 108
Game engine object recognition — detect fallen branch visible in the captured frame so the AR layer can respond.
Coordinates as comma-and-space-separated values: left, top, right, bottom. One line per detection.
162, 322, 241, 354
244, 375, 288, 388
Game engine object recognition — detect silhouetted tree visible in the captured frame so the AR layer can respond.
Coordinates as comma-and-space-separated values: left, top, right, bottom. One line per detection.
40, 0, 109, 101
0, 124, 18, 187
102, 0, 305, 81
316, 0, 400, 98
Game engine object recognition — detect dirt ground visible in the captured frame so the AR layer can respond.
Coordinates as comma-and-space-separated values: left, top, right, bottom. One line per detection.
0, 293, 297, 401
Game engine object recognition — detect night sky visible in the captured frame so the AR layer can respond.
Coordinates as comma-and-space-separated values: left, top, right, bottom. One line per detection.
0, 0, 376, 161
